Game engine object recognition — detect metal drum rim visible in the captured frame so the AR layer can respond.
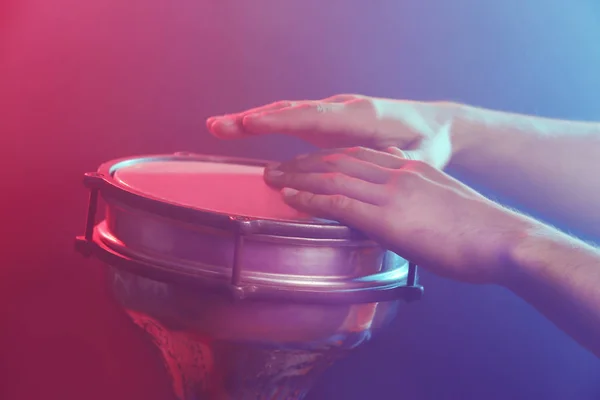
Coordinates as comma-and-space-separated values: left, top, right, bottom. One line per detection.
78, 226, 421, 304
94, 220, 409, 288
88, 153, 366, 240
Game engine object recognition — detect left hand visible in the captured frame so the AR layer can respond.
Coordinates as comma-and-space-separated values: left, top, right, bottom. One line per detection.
206, 94, 460, 169
263, 146, 537, 285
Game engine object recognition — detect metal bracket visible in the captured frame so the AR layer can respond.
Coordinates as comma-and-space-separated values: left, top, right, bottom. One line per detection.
74, 172, 105, 256
228, 217, 260, 301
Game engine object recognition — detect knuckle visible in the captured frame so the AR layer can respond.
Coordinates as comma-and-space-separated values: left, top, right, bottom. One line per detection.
384, 146, 403, 156
297, 191, 317, 206
276, 100, 295, 108
323, 172, 345, 188
321, 154, 345, 170
347, 97, 378, 117
326, 93, 360, 102
346, 98, 381, 141
308, 102, 337, 114
298, 102, 317, 111
352, 97, 374, 108
345, 146, 370, 158
328, 194, 353, 212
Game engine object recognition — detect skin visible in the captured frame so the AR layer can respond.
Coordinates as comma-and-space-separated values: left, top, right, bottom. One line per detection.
206, 94, 600, 357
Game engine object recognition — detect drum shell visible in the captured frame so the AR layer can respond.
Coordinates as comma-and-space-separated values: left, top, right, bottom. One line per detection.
102, 197, 391, 281
109, 267, 401, 346
100, 195, 404, 344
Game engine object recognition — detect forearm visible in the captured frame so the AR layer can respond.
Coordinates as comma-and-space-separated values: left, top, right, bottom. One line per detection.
505, 224, 600, 357
448, 103, 600, 238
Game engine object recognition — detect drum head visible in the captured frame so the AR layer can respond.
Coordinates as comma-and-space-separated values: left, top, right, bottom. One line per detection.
112, 159, 316, 222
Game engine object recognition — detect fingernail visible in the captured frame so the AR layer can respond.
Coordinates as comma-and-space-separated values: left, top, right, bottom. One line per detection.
265, 169, 284, 178
281, 188, 299, 197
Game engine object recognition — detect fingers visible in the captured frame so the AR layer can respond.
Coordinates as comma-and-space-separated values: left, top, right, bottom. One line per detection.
241, 102, 348, 135
265, 171, 388, 205
206, 94, 355, 139
207, 100, 306, 138
269, 152, 393, 184
267, 147, 413, 182
281, 188, 383, 233
267, 147, 433, 237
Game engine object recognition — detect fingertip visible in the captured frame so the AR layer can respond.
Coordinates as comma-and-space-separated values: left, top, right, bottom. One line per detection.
205, 117, 219, 135
281, 187, 299, 197
263, 167, 284, 187
209, 118, 243, 138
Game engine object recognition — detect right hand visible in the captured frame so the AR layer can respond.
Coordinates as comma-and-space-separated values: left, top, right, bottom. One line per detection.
263, 147, 537, 285
206, 94, 464, 169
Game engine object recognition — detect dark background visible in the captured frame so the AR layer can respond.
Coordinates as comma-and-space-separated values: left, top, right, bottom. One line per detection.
1, 0, 600, 399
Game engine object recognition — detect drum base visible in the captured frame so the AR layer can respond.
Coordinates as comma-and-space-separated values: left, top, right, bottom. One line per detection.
129, 311, 362, 400
109, 266, 400, 400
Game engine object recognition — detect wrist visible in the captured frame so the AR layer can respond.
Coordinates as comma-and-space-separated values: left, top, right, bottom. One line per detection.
469, 210, 545, 286
449, 203, 547, 286
500, 222, 575, 290
445, 102, 494, 172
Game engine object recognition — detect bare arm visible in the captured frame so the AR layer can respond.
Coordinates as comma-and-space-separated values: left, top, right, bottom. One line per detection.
506, 224, 600, 356
450, 106, 600, 353
263, 147, 600, 357
449, 105, 600, 238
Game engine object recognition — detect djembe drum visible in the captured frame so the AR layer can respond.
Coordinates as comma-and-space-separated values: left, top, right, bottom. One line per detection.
75, 153, 423, 400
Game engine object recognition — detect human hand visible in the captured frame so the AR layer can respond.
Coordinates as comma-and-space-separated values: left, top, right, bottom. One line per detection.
206, 94, 462, 169
263, 147, 536, 285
